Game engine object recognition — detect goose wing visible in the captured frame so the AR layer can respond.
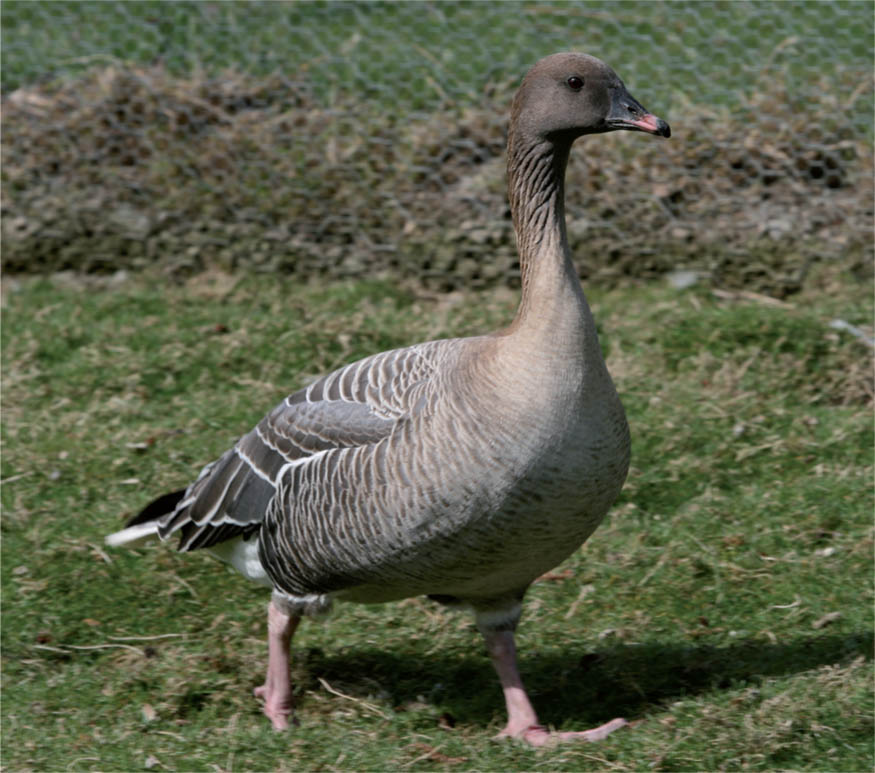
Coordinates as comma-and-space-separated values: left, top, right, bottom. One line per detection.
143, 342, 444, 552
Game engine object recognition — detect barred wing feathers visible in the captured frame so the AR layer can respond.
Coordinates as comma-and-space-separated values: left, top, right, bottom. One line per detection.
143, 342, 447, 553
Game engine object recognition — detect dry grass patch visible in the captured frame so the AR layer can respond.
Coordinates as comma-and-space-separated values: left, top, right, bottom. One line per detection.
3, 59, 872, 293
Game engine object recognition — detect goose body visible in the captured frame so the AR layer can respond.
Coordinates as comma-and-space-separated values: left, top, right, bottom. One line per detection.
107, 53, 668, 744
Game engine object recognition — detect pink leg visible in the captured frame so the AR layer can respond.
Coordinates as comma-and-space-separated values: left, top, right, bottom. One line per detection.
253, 599, 301, 730
482, 629, 627, 747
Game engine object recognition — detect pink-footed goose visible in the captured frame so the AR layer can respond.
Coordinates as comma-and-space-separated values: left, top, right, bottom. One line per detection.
107, 53, 669, 746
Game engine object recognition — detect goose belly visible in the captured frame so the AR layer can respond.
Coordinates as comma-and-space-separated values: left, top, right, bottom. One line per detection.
336, 493, 613, 605
337, 422, 630, 604
259, 388, 630, 606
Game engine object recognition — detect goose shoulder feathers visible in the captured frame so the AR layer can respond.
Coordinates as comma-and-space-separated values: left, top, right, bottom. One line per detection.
145, 337, 459, 554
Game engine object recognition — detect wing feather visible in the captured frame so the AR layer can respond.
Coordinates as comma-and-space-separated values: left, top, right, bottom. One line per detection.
140, 341, 447, 553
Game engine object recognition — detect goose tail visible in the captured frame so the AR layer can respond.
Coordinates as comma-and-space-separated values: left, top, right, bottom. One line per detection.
105, 489, 186, 547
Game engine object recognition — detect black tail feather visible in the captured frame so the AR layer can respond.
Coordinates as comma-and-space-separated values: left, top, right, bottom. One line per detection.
126, 489, 187, 527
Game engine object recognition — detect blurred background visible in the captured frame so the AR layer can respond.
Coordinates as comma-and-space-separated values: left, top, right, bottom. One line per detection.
2, 0, 873, 295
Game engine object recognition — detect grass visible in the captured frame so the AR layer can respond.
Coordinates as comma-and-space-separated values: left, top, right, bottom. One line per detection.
2, 1, 872, 127
2, 264, 873, 771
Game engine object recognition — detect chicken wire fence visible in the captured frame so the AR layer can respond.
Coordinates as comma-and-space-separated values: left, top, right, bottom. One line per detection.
2, 1, 873, 294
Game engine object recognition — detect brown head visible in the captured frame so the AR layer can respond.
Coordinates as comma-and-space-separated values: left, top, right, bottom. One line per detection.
510, 53, 670, 143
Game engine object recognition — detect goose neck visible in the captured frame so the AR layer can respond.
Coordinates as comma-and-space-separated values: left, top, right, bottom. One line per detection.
506, 131, 590, 340
508, 132, 570, 269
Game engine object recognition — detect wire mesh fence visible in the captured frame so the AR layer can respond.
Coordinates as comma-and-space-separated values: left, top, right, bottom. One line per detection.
2, 1, 872, 294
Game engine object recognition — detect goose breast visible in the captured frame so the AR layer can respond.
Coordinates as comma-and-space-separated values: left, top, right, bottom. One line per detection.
254, 331, 629, 606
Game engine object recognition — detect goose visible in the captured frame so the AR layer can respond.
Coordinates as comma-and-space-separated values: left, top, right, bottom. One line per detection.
106, 52, 669, 746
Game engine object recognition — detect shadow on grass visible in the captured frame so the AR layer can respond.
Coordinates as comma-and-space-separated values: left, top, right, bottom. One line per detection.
298, 630, 873, 729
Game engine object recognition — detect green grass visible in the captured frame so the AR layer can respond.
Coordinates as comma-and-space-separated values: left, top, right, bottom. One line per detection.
2, 1, 872, 129
2, 266, 872, 770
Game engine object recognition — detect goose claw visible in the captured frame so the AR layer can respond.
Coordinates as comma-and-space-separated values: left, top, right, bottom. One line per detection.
498, 718, 628, 746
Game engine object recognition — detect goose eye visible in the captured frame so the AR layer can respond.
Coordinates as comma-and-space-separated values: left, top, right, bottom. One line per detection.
566, 76, 584, 91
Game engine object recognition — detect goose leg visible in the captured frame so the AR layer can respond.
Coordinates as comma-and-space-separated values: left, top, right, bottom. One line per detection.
254, 598, 301, 730
482, 628, 627, 746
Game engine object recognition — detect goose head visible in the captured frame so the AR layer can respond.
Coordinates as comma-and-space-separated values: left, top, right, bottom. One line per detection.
511, 52, 670, 142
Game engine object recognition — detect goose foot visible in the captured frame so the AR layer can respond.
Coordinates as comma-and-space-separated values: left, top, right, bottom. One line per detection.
253, 682, 295, 730
483, 628, 626, 746
497, 718, 628, 746
254, 599, 301, 730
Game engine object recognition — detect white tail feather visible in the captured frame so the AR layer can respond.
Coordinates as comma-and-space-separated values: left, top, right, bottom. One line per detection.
105, 521, 161, 547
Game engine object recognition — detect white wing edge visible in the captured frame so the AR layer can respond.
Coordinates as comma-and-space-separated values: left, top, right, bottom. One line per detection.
105, 521, 161, 547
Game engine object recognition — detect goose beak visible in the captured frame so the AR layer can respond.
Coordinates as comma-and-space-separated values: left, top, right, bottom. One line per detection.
606, 89, 671, 138
620, 112, 671, 137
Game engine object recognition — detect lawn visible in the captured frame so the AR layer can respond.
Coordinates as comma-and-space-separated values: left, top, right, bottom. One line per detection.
2, 264, 872, 771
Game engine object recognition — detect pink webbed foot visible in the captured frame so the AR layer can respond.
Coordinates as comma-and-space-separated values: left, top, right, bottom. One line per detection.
482, 626, 627, 747
253, 681, 295, 730
498, 717, 628, 746
255, 599, 301, 731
